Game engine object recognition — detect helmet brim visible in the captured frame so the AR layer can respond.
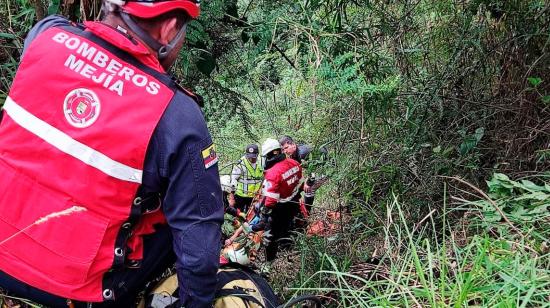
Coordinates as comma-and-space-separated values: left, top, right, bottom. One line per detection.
123, 1, 200, 19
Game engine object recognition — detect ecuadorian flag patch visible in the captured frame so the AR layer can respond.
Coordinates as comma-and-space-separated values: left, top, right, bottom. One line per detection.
202, 144, 218, 169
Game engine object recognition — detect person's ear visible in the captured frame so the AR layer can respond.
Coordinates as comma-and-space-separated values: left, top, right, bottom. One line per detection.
159, 17, 179, 44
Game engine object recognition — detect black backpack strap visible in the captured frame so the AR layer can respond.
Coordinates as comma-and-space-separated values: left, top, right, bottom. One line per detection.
217, 263, 280, 307
216, 288, 265, 308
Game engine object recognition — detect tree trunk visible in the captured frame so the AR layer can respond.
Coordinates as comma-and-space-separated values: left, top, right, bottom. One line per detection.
29, 0, 46, 21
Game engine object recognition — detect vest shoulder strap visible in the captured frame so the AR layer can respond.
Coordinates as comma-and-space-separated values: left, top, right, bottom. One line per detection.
173, 81, 204, 107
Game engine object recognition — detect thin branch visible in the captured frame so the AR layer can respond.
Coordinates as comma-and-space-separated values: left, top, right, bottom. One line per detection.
442, 176, 522, 235
272, 43, 297, 70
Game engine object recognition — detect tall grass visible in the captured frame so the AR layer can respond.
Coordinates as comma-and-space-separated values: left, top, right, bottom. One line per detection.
0, 0, 36, 101
280, 176, 550, 307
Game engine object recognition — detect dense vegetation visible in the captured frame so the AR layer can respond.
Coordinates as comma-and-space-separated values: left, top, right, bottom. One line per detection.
1, 0, 549, 306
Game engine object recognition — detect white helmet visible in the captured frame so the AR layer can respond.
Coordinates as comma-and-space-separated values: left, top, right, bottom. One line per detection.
220, 175, 232, 193
225, 247, 250, 265
261, 138, 281, 156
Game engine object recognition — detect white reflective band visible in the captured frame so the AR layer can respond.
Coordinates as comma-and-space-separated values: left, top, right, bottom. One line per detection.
263, 191, 280, 200
3, 96, 143, 184
239, 178, 262, 184
280, 193, 298, 203
280, 177, 305, 203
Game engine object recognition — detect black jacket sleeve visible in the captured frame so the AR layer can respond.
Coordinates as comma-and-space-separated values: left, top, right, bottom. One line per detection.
23, 15, 70, 55
142, 91, 223, 308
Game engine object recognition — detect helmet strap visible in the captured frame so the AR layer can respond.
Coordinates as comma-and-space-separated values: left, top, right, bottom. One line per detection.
120, 11, 187, 61
158, 22, 187, 60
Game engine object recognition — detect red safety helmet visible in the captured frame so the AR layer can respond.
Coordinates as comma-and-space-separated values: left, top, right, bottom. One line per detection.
121, 0, 200, 19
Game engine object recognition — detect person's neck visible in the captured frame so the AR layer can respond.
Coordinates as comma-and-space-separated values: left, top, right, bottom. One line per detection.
102, 14, 158, 55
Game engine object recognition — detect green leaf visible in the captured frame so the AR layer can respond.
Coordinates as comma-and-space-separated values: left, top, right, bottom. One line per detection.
252, 34, 261, 45
0, 33, 16, 39
515, 191, 548, 201
498, 272, 526, 291
241, 29, 250, 43
528, 203, 548, 215
458, 127, 484, 155
527, 77, 542, 87
510, 206, 533, 221
225, 2, 239, 18
474, 127, 485, 142
483, 210, 501, 222
494, 173, 510, 181
196, 52, 216, 76
433, 145, 441, 153
542, 95, 550, 104
459, 137, 477, 155
442, 147, 454, 157
520, 180, 545, 192
47, 0, 60, 15
487, 178, 501, 190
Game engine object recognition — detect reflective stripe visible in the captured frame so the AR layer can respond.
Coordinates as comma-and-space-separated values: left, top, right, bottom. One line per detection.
263, 191, 280, 200
236, 156, 263, 197
239, 178, 263, 184
280, 177, 305, 203
3, 96, 143, 184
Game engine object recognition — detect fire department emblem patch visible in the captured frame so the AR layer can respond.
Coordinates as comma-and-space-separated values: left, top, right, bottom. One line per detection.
63, 88, 101, 128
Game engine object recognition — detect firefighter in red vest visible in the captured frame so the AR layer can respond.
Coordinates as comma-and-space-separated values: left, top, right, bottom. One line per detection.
0, 1, 223, 307
241, 138, 304, 261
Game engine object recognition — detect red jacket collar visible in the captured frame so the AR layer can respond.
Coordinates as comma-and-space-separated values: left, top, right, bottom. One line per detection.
83, 21, 165, 73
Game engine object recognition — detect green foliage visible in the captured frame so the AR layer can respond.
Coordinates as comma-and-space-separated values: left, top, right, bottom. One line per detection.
458, 127, 485, 156
0, 0, 549, 306
221, 213, 236, 237
279, 178, 550, 306
47, 0, 61, 15
528, 77, 543, 87
478, 173, 549, 229
0, 0, 37, 100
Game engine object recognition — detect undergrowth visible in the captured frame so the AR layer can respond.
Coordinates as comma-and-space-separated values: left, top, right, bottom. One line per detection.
0, 0, 549, 307
274, 173, 550, 307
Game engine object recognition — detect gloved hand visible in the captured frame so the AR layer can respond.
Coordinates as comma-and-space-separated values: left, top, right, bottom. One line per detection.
303, 182, 313, 194
149, 293, 180, 308
242, 222, 253, 234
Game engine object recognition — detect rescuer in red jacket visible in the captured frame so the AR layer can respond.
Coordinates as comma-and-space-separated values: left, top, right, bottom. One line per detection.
242, 138, 304, 261
0, 1, 223, 307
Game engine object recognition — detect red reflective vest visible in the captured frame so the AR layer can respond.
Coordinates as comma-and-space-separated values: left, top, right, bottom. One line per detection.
0, 24, 177, 301
262, 158, 304, 208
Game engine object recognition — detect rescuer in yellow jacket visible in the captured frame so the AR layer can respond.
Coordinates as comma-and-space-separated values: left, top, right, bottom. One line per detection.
230, 144, 263, 213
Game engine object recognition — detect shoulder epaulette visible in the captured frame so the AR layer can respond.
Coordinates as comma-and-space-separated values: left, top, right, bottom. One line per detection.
173, 79, 204, 107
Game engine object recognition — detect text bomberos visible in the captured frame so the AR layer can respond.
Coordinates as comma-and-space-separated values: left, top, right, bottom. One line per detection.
52, 32, 161, 97
282, 166, 300, 186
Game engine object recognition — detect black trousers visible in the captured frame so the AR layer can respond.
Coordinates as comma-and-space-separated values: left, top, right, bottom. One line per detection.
234, 194, 254, 213
0, 225, 176, 308
265, 200, 300, 262
304, 195, 314, 214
